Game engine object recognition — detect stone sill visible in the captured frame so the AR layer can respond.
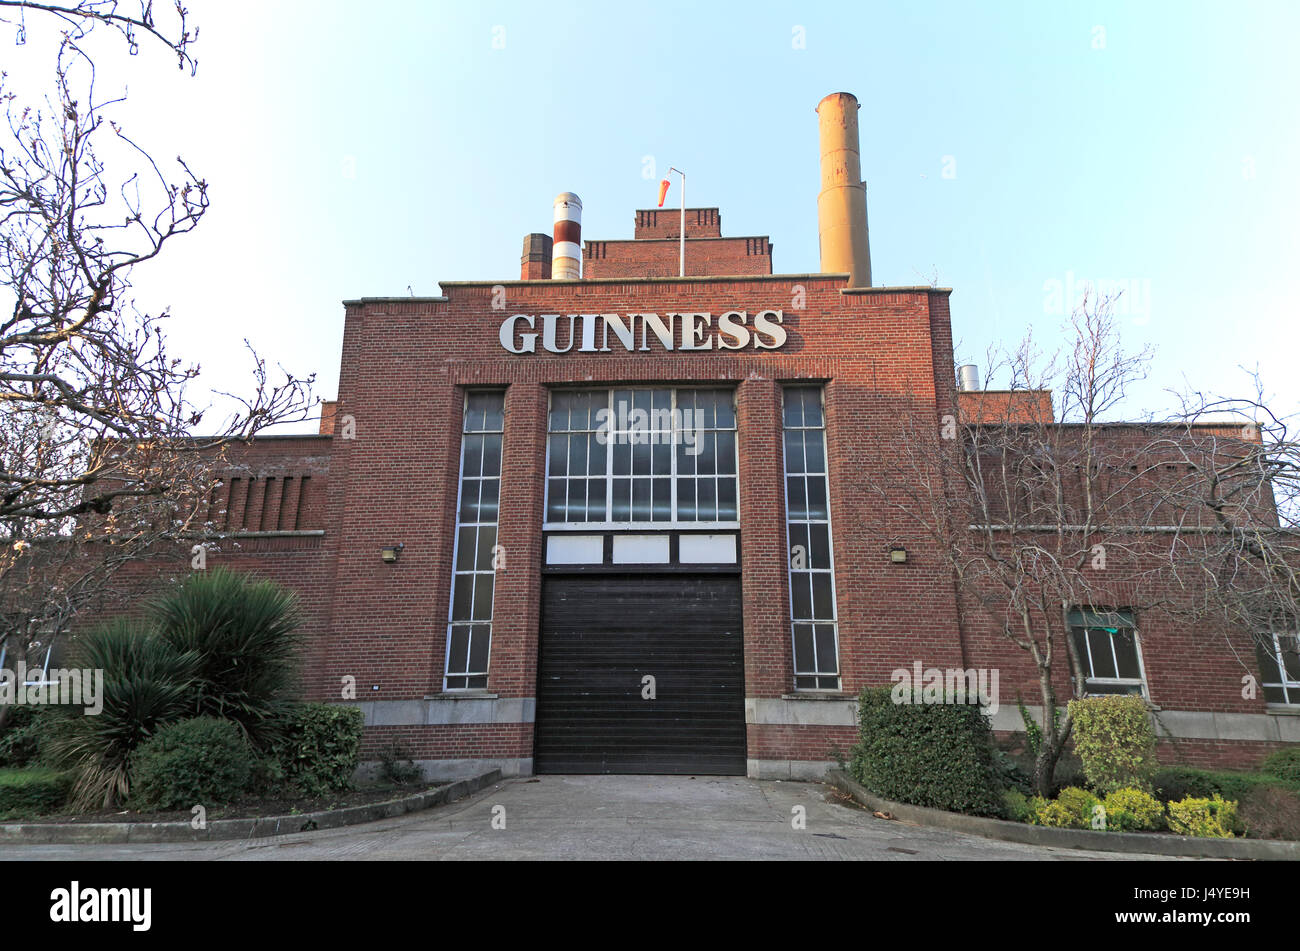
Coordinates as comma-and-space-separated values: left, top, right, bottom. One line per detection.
197, 530, 326, 539
424, 692, 499, 701
781, 692, 854, 702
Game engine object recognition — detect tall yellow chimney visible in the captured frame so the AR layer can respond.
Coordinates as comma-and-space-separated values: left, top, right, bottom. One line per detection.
816, 92, 872, 288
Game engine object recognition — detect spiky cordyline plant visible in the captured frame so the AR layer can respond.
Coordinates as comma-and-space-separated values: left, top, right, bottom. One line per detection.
149, 567, 302, 750
43, 619, 200, 810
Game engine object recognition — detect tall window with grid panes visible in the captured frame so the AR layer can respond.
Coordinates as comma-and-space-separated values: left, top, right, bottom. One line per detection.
444, 391, 504, 690
782, 387, 840, 690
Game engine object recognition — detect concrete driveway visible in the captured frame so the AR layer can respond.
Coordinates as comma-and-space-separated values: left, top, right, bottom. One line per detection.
2, 775, 1187, 861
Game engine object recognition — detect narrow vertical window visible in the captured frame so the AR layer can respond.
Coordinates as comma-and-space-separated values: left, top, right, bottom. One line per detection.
783, 387, 840, 690
445, 391, 505, 690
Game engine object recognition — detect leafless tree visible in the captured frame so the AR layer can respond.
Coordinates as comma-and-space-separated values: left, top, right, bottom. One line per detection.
0, 3, 314, 723
1152, 375, 1300, 701
861, 293, 1175, 795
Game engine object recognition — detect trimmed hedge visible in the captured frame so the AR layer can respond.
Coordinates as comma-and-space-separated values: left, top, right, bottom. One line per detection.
1262, 747, 1300, 784
273, 703, 364, 797
129, 717, 257, 811
848, 686, 1003, 817
1153, 765, 1298, 805
1067, 695, 1158, 795
0, 768, 72, 817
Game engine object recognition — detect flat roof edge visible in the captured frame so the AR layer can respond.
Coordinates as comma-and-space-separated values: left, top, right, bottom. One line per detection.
438, 273, 845, 288
343, 297, 449, 306
345, 280, 952, 303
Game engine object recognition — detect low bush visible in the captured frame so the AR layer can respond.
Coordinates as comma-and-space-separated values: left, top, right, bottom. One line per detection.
378, 741, 423, 786
1261, 747, 1300, 784
1238, 785, 1300, 840
1101, 787, 1164, 832
0, 706, 48, 768
1058, 786, 1103, 827
1166, 795, 1238, 838
0, 768, 72, 817
273, 703, 364, 797
1067, 695, 1158, 795
992, 750, 1034, 796
129, 717, 256, 811
848, 687, 1003, 816
1033, 797, 1086, 828
1002, 788, 1033, 823
1152, 766, 1296, 804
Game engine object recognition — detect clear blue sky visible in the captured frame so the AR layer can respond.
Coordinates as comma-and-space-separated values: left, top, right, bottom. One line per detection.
6, 0, 1297, 428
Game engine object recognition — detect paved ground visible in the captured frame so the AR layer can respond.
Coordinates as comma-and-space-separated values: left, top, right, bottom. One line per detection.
2, 775, 1190, 860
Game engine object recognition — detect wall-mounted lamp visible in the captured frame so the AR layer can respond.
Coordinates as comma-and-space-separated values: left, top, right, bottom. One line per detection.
889, 545, 908, 564
381, 543, 405, 564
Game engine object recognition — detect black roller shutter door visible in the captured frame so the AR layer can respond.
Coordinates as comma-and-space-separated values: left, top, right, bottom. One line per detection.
535, 574, 746, 774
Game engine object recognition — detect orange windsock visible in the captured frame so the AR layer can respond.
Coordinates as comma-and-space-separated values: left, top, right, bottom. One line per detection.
657, 178, 671, 207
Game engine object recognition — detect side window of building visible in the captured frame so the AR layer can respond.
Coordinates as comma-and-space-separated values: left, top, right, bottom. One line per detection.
444, 390, 505, 691
1069, 608, 1147, 697
1256, 632, 1300, 705
783, 386, 840, 691
0, 636, 61, 686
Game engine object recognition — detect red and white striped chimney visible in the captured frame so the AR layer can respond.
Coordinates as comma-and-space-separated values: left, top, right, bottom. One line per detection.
551, 192, 582, 280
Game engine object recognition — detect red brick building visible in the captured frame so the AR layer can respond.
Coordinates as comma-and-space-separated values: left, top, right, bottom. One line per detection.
184, 92, 1293, 780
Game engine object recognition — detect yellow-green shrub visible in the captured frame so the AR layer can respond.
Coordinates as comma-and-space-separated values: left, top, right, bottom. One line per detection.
1101, 787, 1164, 831
1067, 695, 1158, 795
1057, 786, 1103, 827
1167, 795, 1238, 838
1030, 787, 1100, 828
1033, 798, 1082, 828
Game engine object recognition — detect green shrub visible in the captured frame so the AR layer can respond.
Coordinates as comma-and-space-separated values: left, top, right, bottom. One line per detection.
1238, 785, 1300, 840
1102, 787, 1164, 832
42, 620, 199, 810
992, 750, 1034, 796
273, 703, 363, 797
1067, 695, 1158, 795
1153, 766, 1296, 804
848, 686, 1003, 817
1261, 747, 1300, 784
0, 768, 72, 817
1002, 788, 1034, 823
150, 568, 301, 750
378, 741, 423, 786
129, 717, 256, 811
1166, 795, 1238, 838
0, 706, 48, 768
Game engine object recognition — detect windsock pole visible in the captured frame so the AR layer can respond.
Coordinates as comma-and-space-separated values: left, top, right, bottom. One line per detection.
666, 167, 685, 277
